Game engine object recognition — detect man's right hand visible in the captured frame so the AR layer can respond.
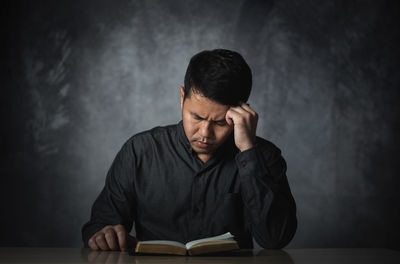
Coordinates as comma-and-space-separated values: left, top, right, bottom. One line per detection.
88, 224, 137, 251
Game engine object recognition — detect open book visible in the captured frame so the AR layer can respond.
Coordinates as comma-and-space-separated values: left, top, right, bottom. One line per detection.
134, 232, 239, 255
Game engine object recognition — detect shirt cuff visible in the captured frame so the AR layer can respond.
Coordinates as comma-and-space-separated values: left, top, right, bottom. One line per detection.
235, 145, 260, 173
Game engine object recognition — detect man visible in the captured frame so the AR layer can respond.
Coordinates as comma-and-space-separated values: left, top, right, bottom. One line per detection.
82, 49, 297, 251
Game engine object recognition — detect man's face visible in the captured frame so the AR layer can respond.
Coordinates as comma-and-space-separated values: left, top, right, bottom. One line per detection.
180, 87, 233, 162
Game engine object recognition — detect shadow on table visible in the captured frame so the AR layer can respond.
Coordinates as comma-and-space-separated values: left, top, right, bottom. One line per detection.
85, 248, 294, 264
255, 249, 294, 263
86, 249, 132, 264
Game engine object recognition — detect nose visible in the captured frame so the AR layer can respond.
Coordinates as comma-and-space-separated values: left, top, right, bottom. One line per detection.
199, 121, 214, 139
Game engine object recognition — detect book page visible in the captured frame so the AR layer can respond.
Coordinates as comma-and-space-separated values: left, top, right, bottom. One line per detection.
138, 240, 186, 249
185, 232, 234, 249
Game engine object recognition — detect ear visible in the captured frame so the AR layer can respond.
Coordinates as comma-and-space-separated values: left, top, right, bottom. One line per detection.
180, 86, 184, 110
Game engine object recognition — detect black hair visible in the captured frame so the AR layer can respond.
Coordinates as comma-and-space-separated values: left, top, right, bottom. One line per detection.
183, 49, 252, 106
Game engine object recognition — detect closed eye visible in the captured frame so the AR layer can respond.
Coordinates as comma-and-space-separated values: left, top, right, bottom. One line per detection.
190, 112, 227, 126
215, 120, 227, 126
192, 113, 204, 120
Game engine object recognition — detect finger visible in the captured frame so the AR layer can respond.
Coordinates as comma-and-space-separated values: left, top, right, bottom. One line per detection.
95, 233, 110, 251
232, 105, 258, 127
225, 114, 233, 126
104, 228, 119, 251
225, 108, 240, 126
114, 224, 128, 251
226, 108, 247, 124
240, 102, 257, 117
230, 106, 255, 123
88, 236, 99, 251
230, 105, 248, 115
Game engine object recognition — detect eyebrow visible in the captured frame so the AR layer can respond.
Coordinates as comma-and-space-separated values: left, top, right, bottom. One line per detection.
190, 112, 226, 123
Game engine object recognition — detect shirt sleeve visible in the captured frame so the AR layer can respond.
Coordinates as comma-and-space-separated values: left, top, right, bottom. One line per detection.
235, 138, 297, 249
81, 140, 137, 247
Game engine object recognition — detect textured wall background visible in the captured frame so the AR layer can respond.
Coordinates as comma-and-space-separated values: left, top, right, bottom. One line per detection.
1, 0, 399, 249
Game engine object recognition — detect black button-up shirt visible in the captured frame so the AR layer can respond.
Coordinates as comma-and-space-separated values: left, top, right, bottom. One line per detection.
82, 121, 297, 249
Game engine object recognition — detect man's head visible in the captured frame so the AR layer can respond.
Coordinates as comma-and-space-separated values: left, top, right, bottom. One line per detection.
183, 49, 252, 106
180, 49, 252, 162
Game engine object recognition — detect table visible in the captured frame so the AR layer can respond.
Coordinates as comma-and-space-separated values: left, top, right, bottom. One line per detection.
0, 247, 399, 263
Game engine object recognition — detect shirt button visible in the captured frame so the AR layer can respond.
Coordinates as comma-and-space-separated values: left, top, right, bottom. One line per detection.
240, 161, 247, 168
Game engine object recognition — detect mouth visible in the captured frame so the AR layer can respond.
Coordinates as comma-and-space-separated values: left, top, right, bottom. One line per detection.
194, 140, 212, 149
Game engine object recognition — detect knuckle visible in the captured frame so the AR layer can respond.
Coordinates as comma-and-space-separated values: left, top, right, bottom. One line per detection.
88, 241, 97, 250
116, 230, 125, 237
105, 228, 114, 235
95, 234, 104, 243
89, 245, 97, 250
104, 231, 115, 241
103, 225, 112, 231
115, 224, 125, 232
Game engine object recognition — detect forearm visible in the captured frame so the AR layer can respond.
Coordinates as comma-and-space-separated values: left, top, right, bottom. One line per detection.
236, 142, 297, 248
246, 187, 297, 249
82, 141, 137, 247
81, 186, 135, 247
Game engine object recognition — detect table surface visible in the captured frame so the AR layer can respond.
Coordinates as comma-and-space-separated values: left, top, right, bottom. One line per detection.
0, 247, 399, 264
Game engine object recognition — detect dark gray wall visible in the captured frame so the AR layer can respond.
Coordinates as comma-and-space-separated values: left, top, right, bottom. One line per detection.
2, 0, 399, 249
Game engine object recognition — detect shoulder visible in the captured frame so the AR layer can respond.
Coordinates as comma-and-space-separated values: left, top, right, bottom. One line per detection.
133, 123, 178, 141
123, 123, 179, 152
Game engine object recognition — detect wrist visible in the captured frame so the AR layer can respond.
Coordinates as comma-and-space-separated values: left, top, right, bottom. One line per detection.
239, 145, 252, 152
239, 141, 256, 152
239, 137, 256, 152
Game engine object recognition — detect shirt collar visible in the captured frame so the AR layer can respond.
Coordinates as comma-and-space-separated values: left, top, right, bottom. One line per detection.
177, 120, 193, 152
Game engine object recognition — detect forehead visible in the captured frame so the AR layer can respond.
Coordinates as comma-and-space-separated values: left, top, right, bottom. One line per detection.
184, 92, 230, 119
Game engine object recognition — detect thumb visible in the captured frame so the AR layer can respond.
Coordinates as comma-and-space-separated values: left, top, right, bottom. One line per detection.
225, 110, 234, 126
113, 224, 128, 251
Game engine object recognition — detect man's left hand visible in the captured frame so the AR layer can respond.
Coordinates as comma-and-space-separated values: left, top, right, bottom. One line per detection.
225, 102, 258, 152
